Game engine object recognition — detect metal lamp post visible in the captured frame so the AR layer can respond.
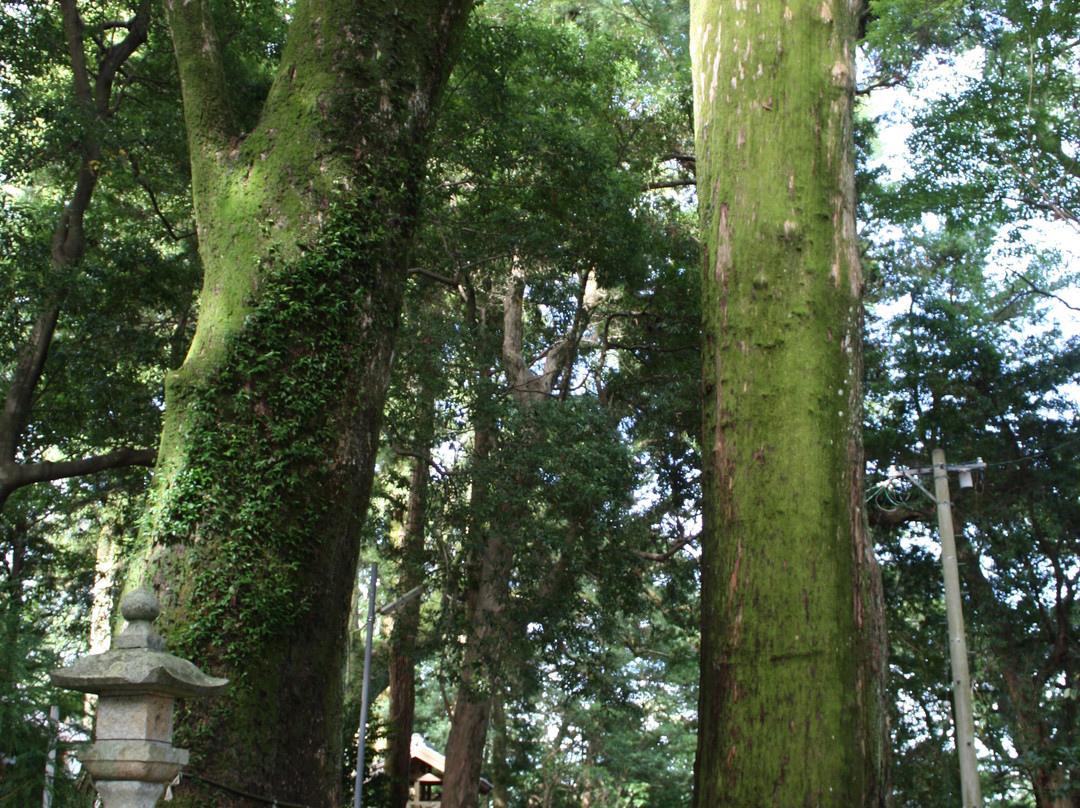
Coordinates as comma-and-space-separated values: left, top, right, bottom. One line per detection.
352, 565, 426, 808
354, 563, 378, 808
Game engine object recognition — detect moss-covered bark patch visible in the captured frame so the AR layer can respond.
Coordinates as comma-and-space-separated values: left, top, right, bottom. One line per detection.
690, 0, 887, 805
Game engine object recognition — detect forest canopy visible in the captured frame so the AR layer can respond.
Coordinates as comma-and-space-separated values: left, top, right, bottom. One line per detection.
1, 0, 1077, 806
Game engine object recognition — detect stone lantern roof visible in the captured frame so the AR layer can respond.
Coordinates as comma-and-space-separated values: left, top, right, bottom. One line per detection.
51, 588, 228, 697
50, 589, 228, 808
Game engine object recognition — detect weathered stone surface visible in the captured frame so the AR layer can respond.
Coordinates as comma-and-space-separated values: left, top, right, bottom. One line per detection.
80, 740, 189, 782
50, 648, 228, 697
50, 588, 227, 697
94, 781, 169, 808
95, 695, 174, 743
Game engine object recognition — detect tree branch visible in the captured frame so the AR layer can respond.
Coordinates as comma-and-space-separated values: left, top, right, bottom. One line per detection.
0, 447, 157, 513
390, 443, 456, 478
93, 0, 151, 113
0, 306, 60, 463
602, 339, 697, 354
856, 72, 907, 96
59, 0, 93, 105
644, 178, 696, 191
127, 152, 196, 241
996, 146, 1080, 230
1009, 273, 1080, 313
633, 532, 698, 562
0, 447, 157, 490
162, 0, 237, 156
407, 267, 460, 289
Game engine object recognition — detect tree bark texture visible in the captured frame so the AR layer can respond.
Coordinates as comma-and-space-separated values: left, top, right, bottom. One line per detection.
442, 428, 511, 808
489, 692, 512, 808
134, 0, 472, 805
689, 0, 887, 805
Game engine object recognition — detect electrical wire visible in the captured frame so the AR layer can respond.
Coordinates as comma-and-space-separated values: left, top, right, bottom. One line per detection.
977, 435, 1080, 468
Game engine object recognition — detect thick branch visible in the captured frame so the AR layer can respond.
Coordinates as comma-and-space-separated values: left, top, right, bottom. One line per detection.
0, 447, 157, 490
0, 307, 60, 463
502, 266, 595, 403
408, 267, 461, 289
644, 178, 696, 191
0, 446, 156, 514
556, 271, 592, 401
94, 0, 151, 113
54, 0, 149, 269
391, 443, 455, 478
502, 263, 554, 402
59, 0, 93, 105
163, 0, 237, 156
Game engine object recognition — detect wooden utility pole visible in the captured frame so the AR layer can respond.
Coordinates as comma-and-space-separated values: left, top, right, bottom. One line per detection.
931, 448, 983, 808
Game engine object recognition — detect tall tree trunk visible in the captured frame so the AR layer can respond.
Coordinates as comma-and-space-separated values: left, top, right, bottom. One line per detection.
689, 1, 887, 806
441, 266, 590, 808
489, 692, 511, 808
132, 0, 472, 805
442, 428, 511, 808
89, 516, 123, 654
388, 448, 433, 808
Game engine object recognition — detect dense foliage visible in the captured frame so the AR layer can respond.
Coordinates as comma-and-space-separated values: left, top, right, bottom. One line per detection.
862, 0, 1080, 804
1, 0, 197, 800
2, 0, 1077, 805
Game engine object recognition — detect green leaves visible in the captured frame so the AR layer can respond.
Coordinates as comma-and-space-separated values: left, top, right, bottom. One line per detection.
864, 210, 1080, 808
864, 0, 1080, 229
352, 6, 701, 803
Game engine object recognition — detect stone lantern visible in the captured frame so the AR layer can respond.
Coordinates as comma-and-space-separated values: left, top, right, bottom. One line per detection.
51, 589, 228, 808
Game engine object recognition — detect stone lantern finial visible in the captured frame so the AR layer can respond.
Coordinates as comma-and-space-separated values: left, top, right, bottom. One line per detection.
50, 588, 228, 808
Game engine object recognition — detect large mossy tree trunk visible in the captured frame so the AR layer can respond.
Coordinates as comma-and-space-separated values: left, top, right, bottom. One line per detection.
133, 0, 472, 805
689, 1, 887, 806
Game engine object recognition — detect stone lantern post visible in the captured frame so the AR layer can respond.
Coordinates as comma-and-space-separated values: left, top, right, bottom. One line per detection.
51, 589, 228, 808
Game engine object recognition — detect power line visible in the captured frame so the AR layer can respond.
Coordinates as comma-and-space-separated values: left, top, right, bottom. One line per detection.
979, 435, 1080, 469
868, 433, 1080, 501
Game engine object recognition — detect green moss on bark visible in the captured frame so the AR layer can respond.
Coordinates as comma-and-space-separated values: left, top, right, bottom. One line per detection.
134, 196, 404, 804
138, 0, 474, 799
690, 0, 887, 805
